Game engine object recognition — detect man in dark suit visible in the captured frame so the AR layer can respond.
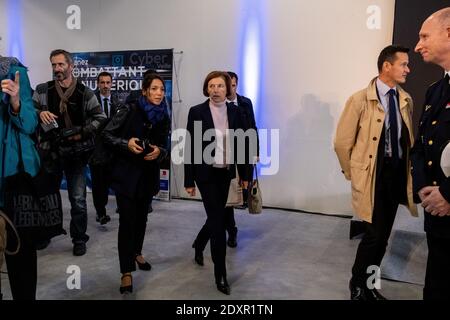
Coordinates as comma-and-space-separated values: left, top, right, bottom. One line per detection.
411, 7, 450, 300
225, 71, 259, 248
89, 71, 121, 225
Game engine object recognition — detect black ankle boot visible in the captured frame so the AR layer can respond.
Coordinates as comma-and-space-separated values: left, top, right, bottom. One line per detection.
215, 267, 230, 295
192, 241, 204, 266
216, 278, 230, 295
227, 227, 238, 248
216, 276, 230, 295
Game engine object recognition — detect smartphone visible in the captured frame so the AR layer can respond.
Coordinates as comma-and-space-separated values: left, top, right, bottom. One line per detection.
136, 140, 154, 154
40, 118, 59, 132
135, 139, 144, 149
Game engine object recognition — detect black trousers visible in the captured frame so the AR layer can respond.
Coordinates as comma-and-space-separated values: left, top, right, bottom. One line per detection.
195, 168, 231, 282
116, 193, 151, 274
89, 163, 113, 218
226, 208, 237, 235
198, 207, 236, 249
424, 233, 450, 300
5, 232, 37, 300
351, 159, 404, 287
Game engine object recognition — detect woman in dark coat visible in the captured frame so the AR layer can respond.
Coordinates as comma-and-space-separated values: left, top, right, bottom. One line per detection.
102, 73, 170, 294
185, 71, 250, 295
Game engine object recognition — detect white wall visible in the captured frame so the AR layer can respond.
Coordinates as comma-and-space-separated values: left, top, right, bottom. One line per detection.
0, 0, 395, 215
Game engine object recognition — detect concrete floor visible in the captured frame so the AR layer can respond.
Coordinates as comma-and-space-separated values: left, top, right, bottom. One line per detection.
1, 191, 423, 300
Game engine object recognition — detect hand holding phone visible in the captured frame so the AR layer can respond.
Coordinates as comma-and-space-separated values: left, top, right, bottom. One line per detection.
40, 118, 59, 132
136, 140, 154, 155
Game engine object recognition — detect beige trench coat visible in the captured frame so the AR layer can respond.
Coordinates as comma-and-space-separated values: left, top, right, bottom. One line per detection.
334, 77, 418, 222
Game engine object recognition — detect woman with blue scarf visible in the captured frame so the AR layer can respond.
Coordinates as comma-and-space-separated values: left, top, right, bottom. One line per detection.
102, 73, 170, 294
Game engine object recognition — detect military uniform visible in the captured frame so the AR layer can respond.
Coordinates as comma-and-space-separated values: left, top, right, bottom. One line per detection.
411, 74, 450, 300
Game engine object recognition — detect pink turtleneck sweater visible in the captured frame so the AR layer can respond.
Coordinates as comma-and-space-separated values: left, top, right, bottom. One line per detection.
209, 100, 230, 167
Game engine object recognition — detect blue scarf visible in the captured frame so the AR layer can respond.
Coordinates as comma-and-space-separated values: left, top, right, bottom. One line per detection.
138, 95, 168, 126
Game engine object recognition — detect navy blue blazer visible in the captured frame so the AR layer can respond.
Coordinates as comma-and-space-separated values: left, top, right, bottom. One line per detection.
184, 100, 251, 188
236, 94, 259, 156
90, 91, 123, 165
411, 76, 450, 236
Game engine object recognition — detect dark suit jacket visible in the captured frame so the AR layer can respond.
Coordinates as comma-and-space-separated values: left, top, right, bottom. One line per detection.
184, 100, 251, 188
411, 77, 450, 236
95, 91, 121, 119
236, 94, 259, 156
89, 91, 122, 165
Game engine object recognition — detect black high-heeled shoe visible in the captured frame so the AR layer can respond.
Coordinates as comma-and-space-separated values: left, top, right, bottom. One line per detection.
135, 255, 152, 271
192, 241, 204, 266
119, 274, 133, 294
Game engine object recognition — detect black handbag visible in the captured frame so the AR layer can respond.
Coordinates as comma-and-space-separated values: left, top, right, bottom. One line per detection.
3, 130, 66, 244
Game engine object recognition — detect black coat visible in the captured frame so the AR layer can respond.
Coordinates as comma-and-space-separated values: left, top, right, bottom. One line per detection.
411, 77, 450, 237
102, 101, 170, 199
236, 94, 259, 177
184, 100, 251, 188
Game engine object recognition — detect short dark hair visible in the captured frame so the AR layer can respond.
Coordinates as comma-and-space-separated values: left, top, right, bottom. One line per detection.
97, 71, 112, 82
377, 45, 410, 72
227, 71, 238, 84
202, 71, 232, 97
142, 73, 165, 92
49, 49, 73, 65
144, 69, 157, 78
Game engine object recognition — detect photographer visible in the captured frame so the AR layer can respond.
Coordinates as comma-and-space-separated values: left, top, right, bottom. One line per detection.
33, 49, 106, 256
102, 73, 169, 294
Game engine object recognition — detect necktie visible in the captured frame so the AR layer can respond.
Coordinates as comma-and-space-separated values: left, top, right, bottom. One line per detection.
388, 89, 399, 165
103, 98, 109, 118
443, 74, 450, 97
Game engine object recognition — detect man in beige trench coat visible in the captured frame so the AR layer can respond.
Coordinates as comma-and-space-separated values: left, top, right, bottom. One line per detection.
334, 45, 418, 300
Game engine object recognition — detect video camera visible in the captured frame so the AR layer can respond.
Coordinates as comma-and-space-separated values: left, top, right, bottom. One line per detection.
40, 120, 82, 142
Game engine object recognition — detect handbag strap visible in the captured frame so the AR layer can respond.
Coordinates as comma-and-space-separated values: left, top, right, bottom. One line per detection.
253, 164, 258, 181
0, 210, 21, 255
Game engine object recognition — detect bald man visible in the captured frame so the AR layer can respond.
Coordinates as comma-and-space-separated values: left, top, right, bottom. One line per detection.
411, 7, 450, 300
